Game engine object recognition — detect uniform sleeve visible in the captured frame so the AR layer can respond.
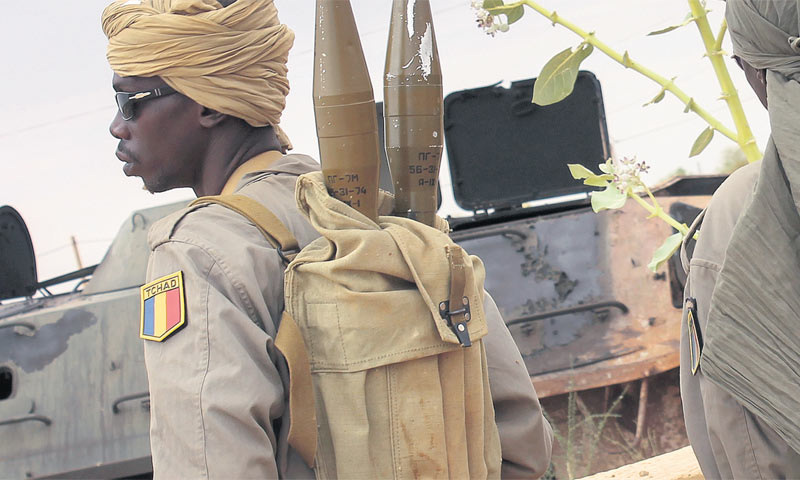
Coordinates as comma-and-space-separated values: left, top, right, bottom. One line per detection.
679, 263, 725, 480
483, 293, 553, 479
143, 239, 286, 479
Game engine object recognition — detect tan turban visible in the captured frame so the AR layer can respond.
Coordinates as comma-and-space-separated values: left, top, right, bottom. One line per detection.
102, 0, 295, 150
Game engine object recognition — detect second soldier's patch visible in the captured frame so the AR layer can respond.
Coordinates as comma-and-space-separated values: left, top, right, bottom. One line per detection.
685, 297, 703, 375
140, 271, 186, 342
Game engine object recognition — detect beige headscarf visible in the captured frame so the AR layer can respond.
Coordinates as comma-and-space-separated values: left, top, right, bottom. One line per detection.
703, 0, 800, 452
102, 0, 295, 150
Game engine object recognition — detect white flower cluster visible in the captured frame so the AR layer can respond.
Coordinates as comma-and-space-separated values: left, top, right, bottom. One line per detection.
471, 1, 509, 36
606, 156, 650, 193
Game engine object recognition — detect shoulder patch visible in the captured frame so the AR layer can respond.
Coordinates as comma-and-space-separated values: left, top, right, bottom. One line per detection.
140, 271, 186, 342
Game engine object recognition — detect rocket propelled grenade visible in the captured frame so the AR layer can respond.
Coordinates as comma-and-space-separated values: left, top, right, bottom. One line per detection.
384, 0, 443, 227
313, 0, 381, 222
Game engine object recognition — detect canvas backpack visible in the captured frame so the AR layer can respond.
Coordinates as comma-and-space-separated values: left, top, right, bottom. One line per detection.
191, 171, 502, 479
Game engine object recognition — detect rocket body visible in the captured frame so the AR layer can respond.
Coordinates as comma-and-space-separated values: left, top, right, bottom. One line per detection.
384, 0, 443, 227
313, 0, 381, 221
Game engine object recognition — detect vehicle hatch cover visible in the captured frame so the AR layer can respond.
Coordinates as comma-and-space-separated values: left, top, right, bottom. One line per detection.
0, 206, 37, 300
444, 71, 611, 212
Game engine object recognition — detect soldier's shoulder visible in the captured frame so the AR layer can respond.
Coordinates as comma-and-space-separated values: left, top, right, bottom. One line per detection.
712, 161, 760, 205
147, 201, 258, 252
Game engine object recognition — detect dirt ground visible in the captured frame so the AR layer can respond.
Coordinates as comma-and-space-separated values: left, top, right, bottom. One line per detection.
538, 368, 688, 479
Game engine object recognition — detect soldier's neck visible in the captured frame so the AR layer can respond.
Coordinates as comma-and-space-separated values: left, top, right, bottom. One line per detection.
193, 127, 282, 197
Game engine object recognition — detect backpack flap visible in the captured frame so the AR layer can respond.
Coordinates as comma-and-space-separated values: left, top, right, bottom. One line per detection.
287, 172, 489, 374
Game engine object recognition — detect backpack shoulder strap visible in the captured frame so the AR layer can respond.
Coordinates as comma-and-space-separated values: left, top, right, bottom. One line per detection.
189, 194, 300, 264
190, 193, 316, 464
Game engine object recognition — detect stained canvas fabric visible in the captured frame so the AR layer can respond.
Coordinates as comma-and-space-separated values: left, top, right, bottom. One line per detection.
101, 0, 295, 149
703, 0, 800, 452
277, 171, 502, 479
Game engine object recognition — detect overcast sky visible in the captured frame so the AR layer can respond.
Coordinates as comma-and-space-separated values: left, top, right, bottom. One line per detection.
0, 0, 771, 283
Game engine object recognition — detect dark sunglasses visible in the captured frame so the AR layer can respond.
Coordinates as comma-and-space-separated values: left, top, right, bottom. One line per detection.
115, 85, 177, 121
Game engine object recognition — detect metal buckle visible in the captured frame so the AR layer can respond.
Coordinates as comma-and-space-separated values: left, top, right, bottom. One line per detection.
439, 296, 472, 347
276, 247, 298, 266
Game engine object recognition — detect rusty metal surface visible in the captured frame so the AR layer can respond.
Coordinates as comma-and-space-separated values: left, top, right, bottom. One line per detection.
453, 195, 709, 398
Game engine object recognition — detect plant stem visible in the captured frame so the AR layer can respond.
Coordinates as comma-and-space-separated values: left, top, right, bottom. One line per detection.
629, 190, 697, 239
502, 0, 739, 142
714, 17, 727, 50
688, 0, 762, 162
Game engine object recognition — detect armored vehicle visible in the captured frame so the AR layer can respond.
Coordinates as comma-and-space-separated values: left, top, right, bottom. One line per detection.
0, 71, 718, 478
0, 201, 185, 478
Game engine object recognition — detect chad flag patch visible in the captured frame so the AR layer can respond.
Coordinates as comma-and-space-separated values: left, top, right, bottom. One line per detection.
140, 271, 186, 342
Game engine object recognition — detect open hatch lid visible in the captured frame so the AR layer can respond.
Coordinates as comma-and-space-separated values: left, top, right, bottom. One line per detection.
444, 71, 611, 212
0, 205, 37, 300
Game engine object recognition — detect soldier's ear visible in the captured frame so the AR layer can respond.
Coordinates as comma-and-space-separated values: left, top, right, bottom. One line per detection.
198, 107, 228, 128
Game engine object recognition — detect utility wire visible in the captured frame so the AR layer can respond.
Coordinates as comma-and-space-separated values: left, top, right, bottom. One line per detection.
613, 96, 760, 144
37, 238, 113, 258
0, 106, 112, 139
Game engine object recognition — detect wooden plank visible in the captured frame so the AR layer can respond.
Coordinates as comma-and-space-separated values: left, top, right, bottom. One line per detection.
577, 446, 703, 480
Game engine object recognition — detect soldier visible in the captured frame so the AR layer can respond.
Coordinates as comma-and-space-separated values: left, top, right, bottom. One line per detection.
102, 0, 552, 478
681, 0, 800, 476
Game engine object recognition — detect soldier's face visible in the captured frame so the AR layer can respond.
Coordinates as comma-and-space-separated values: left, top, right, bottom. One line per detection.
109, 74, 206, 193
733, 56, 768, 109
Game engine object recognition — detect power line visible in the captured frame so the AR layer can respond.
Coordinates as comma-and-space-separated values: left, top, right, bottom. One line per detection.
613, 96, 761, 144
37, 238, 114, 258
0, 106, 112, 139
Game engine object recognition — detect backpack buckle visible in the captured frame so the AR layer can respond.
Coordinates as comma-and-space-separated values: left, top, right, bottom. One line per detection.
277, 246, 299, 266
439, 296, 472, 347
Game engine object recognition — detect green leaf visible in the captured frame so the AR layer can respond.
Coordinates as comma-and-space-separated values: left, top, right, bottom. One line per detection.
485, 4, 524, 24
598, 158, 614, 174
689, 127, 714, 157
482, 0, 504, 8
647, 25, 681, 36
642, 88, 666, 107
532, 43, 594, 106
647, 12, 694, 36
584, 176, 612, 187
568, 163, 595, 179
683, 98, 695, 113
506, 5, 524, 24
590, 185, 627, 213
568, 164, 611, 187
647, 232, 683, 272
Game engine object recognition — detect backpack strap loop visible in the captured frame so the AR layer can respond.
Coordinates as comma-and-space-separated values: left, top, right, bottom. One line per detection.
440, 245, 472, 347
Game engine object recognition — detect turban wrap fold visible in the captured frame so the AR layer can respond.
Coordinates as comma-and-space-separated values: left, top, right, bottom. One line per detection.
102, 0, 295, 150
703, 0, 800, 453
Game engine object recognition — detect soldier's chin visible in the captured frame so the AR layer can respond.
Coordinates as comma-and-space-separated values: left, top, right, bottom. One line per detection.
141, 178, 168, 194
